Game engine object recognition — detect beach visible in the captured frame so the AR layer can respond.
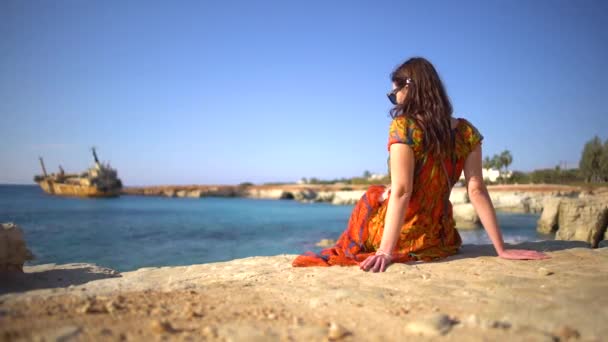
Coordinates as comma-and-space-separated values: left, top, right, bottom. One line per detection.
1, 240, 607, 341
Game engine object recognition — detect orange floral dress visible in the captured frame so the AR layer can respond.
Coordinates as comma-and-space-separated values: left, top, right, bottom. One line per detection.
292, 116, 484, 267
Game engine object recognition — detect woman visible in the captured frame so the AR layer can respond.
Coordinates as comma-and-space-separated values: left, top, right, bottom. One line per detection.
292, 57, 550, 272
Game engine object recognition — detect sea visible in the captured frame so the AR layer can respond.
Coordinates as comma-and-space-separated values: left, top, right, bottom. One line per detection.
0, 185, 554, 272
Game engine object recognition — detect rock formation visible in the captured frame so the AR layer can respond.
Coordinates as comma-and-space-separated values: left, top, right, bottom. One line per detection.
0, 223, 34, 273
536, 193, 608, 248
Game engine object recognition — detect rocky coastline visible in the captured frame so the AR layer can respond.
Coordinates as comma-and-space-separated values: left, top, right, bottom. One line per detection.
122, 184, 608, 246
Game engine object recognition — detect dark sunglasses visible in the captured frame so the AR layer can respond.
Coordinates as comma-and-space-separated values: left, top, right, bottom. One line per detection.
386, 78, 412, 105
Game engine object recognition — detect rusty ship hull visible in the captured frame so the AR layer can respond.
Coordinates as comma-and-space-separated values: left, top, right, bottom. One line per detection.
37, 179, 121, 198
35, 148, 122, 199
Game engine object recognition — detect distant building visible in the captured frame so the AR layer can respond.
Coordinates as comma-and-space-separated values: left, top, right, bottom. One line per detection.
458, 168, 510, 183
368, 173, 387, 180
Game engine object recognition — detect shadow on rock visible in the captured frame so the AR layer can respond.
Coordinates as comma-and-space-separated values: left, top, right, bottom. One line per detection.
439, 240, 593, 262
0, 263, 121, 295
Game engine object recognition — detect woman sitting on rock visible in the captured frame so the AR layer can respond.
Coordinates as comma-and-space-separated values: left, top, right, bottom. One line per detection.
292, 57, 550, 272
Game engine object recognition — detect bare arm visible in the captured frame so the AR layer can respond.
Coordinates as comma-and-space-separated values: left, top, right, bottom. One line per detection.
463, 144, 505, 254
361, 143, 414, 272
464, 144, 550, 260
379, 143, 414, 253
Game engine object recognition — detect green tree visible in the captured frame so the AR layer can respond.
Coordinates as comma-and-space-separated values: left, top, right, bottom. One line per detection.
362, 170, 371, 178
499, 150, 513, 184
482, 156, 494, 170
601, 139, 608, 182
579, 136, 604, 183
500, 150, 513, 173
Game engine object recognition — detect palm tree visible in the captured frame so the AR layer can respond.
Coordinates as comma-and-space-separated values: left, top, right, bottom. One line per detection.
483, 156, 494, 170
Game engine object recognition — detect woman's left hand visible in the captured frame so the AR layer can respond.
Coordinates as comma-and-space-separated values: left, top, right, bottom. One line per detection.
359, 253, 392, 272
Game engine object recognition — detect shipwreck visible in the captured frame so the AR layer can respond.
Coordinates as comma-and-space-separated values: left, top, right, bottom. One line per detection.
34, 147, 122, 198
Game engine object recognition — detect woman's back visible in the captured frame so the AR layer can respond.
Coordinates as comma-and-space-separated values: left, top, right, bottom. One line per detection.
364, 115, 485, 261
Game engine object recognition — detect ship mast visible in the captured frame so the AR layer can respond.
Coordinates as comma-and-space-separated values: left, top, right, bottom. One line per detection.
38, 157, 48, 177
91, 146, 100, 165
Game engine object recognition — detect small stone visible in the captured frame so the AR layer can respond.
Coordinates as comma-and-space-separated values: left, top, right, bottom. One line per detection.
105, 300, 122, 314
202, 326, 218, 338
292, 317, 303, 326
42, 325, 82, 341
78, 300, 107, 314
406, 314, 453, 336
150, 319, 176, 334
183, 307, 203, 318
309, 298, 322, 308
464, 314, 481, 326
100, 328, 113, 336
554, 325, 580, 340
537, 267, 554, 276
327, 322, 349, 340
267, 313, 277, 320
491, 320, 512, 329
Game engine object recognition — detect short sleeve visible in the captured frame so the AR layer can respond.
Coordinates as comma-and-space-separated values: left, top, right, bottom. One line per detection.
463, 119, 484, 153
387, 116, 421, 152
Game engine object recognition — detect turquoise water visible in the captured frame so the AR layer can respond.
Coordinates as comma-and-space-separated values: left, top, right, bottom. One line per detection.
0, 185, 552, 272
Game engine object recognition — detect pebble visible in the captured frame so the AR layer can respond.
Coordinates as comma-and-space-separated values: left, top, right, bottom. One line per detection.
327, 322, 349, 340
40, 325, 82, 341
105, 300, 121, 314
150, 319, 176, 334
464, 314, 511, 330
100, 328, 113, 336
183, 307, 203, 318
78, 300, 107, 314
537, 267, 554, 276
491, 320, 512, 330
267, 313, 277, 320
292, 317, 303, 326
203, 326, 218, 338
309, 298, 323, 308
405, 313, 453, 336
554, 325, 580, 340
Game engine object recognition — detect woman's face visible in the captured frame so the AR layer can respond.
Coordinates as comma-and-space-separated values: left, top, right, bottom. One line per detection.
392, 82, 408, 105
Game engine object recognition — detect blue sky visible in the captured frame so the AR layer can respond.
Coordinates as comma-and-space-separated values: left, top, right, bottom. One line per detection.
1, 0, 606, 186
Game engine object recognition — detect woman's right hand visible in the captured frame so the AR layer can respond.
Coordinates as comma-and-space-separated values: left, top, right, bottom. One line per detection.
498, 249, 551, 260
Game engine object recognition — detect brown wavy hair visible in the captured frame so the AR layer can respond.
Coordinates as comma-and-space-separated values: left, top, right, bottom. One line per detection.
389, 57, 454, 158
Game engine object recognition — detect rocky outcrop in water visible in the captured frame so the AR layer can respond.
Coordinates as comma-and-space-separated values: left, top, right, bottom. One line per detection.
536, 192, 608, 247
0, 223, 34, 273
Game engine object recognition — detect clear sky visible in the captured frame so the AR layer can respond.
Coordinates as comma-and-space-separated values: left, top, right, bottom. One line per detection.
1, 0, 607, 186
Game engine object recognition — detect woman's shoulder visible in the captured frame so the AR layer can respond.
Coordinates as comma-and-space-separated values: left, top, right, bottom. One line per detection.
387, 115, 423, 152
455, 116, 484, 151
455, 117, 483, 134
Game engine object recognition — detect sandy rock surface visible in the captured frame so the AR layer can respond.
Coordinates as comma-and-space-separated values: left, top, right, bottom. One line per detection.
1, 241, 606, 341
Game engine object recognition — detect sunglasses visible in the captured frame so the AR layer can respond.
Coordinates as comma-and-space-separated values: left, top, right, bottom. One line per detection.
386, 78, 412, 105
